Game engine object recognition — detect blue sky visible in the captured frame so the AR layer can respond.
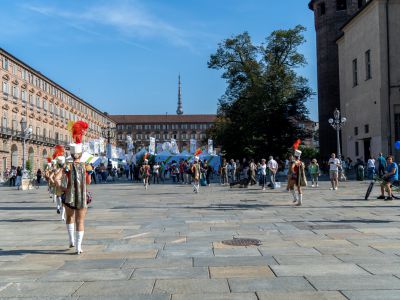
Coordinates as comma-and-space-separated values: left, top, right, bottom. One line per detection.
0, 0, 318, 120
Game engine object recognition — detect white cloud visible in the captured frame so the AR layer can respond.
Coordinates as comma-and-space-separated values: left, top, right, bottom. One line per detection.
22, 1, 193, 49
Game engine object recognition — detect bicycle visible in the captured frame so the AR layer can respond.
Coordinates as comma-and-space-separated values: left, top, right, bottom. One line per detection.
365, 176, 400, 200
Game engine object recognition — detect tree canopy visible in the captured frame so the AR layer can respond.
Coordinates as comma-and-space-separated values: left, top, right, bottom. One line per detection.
208, 25, 314, 159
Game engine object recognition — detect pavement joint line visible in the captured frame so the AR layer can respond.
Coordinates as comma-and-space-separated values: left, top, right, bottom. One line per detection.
356, 263, 375, 275
338, 290, 351, 300
368, 245, 385, 254
128, 268, 136, 280
226, 278, 232, 293
151, 279, 157, 294
0, 283, 12, 293
71, 281, 85, 297
303, 275, 319, 292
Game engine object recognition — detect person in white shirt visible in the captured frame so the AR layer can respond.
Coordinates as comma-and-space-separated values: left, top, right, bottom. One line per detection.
367, 156, 376, 180
328, 153, 341, 190
268, 156, 278, 189
259, 159, 267, 190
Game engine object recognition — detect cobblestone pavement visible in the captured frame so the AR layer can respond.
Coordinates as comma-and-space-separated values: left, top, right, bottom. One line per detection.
1, 180, 400, 299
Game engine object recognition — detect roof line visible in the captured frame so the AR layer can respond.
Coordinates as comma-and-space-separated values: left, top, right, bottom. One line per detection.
0, 47, 113, 122
339, 0, 376, 31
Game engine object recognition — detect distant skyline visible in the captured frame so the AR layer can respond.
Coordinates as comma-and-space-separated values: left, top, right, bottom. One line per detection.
0, 0, 318, 120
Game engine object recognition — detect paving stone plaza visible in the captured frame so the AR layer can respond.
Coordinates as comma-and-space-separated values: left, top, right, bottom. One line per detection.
1, 180, 400, 299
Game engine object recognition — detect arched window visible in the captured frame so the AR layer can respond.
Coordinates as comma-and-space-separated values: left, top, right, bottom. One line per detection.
11, 144, 18, 168
28, 147, 34, 171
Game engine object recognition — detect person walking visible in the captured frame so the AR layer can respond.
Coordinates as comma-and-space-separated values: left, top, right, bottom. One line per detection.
288, 150, 307, 206
377, 153, 387, 178
62, 121, 91, 254
249, 159, 257, 185
268, 156, 278, 189
15, 166, 23, 190
36, 169, 42, 186
328, 153, 341, 190
50, 145, 66, 220
377, 156, 398, 201
228, 159, 236, 184
308, 159, 320, 187
141, 159, 151, 190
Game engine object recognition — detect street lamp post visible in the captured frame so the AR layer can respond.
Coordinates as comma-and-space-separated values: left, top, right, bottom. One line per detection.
328, 108, 347, 160
20, 117, 32, 178
101, 121, 116, 171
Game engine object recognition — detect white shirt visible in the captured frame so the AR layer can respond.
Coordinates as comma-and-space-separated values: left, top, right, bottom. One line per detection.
260, 164, 267, 176
329, 158, 341, 171
268, 159, 278, 171
367, 159, 376, 168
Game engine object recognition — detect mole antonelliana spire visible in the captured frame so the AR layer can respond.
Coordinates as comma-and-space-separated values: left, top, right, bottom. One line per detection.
176, 74, 183, 115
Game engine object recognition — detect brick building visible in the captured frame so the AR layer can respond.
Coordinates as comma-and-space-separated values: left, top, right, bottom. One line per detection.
110, 114, 216, 151
0, 48, 115, 173
309, 0, 369, 158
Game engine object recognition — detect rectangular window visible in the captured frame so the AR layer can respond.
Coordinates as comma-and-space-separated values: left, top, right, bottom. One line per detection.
36, 96, 41, 109
2, 58, 9, 70
365, 50, 372, 80
355, 141, 359, 156
29, 94, 33, 105
12, 86, 18, 98
43, 100, 47, 111
352, 59, 358, 86
319, 2, 326, 15
21, 90, 26, 102
365, 124, 369, 134
2, 81, 9, 94
336, 0, 347, 11
354, 127, 358, 136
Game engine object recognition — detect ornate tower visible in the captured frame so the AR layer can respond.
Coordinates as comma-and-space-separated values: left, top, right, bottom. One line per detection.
309, 0, 366, 158
176, 74, 183, 115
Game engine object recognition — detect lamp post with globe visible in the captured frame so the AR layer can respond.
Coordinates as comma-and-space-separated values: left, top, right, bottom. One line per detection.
328, 108, 347, 160
20, 117, 32, 178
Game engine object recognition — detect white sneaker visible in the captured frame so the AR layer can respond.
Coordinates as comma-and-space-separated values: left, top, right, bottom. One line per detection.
316, 184, 319, 187
334, 187, 338, 190
330, 188, 334, 190
311, 184, 315, 188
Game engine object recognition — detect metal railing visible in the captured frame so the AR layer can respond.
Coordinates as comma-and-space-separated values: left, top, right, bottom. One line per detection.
0, 126, 69, 146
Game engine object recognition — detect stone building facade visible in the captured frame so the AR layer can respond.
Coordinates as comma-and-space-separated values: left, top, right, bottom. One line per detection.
309, 0, 369, 158
337, 0, 400, 161
0, 48, 115, 173
110, 114, 216, 151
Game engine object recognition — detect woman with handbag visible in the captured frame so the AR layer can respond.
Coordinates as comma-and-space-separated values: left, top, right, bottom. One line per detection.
62, 121, 91, 254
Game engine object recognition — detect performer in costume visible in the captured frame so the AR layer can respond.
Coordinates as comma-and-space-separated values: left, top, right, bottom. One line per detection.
140, 157, 151, 190
288, 149, 307, 206
191, 157, 201, 193
62, 121, 91, 254
50, 145, 66, 221
44, 158, 53, 198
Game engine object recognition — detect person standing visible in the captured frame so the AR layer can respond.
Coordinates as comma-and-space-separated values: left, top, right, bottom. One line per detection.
191, 158, 201, 193
308, 159, 320, 187
220, 159, 228, 185
228, 159, 236, 183
377, 156, 398, 201
259, 159, 267, 190
36, 169, 42, 186
268, 156, 278, 189
153, 162, 160, 184
288, 150, 307, 206
367, 156, 376, 180
328, 153, 341, 190
62, 121, 91, 254
9, 167, 16, 187
15, 166, 23, 190
377, 153, 387, 178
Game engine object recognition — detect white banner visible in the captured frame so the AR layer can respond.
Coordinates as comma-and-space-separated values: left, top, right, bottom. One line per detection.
190, 139, 197, 154
149, 137, 156, 155
99, 138, 105, 154
126, 135, 134, 152
208, 139, 214, 155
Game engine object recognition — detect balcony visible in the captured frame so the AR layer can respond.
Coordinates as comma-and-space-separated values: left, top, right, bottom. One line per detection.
0, 126, 68, 147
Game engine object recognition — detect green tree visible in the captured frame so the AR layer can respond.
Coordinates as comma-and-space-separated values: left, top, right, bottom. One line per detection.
208, 25, 313, 159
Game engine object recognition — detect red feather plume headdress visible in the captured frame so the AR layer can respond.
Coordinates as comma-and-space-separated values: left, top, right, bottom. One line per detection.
52, 145, 65, 159
46, 157, 52, 163
70, 121, 89, 144
293, 139, 301, 150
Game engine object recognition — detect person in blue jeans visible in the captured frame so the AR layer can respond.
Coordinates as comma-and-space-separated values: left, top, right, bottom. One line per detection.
377, 153, 387, 177
377, 156, 398, 201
